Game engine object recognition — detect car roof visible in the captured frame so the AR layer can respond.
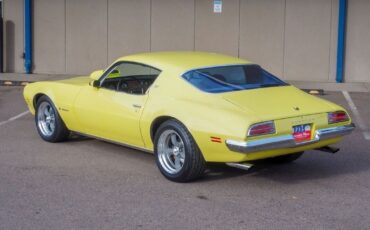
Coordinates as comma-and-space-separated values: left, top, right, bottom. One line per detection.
116, 51, 251, 74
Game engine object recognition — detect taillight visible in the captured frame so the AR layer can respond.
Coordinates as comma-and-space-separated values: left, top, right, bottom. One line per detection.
328, 111, 349, 124
248, 121, 275, 136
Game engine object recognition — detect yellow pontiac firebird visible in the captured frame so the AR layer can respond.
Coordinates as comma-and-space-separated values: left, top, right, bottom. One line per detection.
24, 52, 355, 182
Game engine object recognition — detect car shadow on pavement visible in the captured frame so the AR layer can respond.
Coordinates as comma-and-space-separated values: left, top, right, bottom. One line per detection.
68, 133, 93, 142
201, 148, 370, 184
65, 132, 370, 184
201, 162, 297, 182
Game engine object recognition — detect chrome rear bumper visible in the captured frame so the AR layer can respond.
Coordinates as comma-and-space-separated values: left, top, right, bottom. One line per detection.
226, 123, 355, 153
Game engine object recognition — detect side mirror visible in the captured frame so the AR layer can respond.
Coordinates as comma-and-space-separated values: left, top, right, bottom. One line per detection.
92, 80, 100, 88
89, 69, 104, 81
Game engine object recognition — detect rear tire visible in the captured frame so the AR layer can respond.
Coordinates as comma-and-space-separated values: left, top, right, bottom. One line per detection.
266, 152, 304, 164
154, 119, 206, 182
35, 95, 70, 142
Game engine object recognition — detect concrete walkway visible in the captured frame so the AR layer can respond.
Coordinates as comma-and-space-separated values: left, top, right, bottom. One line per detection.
0, 73, 74, 81
289, 80, 370, 93
1, 73, 369, 92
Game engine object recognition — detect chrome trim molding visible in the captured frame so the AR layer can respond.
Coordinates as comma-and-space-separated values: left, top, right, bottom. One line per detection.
72, 131, 154, 154
226, 162, 253, 171
226, 123, 355, 154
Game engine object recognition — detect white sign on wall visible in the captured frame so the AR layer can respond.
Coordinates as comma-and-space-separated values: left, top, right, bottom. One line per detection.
213, 0, 222, 13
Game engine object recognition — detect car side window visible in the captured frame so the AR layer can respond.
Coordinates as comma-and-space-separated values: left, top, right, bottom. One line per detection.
100, 62, 161, 95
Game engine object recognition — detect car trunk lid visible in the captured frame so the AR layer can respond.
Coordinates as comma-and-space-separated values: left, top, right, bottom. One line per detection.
222, 86, 335, 121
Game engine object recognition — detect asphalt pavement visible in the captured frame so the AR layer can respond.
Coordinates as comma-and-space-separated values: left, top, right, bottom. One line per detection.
0, 85, 369, 230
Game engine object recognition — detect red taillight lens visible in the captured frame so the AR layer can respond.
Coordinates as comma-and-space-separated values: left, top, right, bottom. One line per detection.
328, 111, 349, 124
248, 121, 275, 136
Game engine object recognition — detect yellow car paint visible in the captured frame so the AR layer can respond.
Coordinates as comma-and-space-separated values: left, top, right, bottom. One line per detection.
23, 52, 353, 162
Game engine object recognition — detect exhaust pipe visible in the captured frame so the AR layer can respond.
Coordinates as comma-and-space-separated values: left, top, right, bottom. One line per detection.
226, 162, 253, 171
316, 146, 340, 154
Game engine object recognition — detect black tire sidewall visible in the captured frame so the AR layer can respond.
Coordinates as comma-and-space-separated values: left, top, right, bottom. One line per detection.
35, 96, 68, 142
154, 120, 203, 182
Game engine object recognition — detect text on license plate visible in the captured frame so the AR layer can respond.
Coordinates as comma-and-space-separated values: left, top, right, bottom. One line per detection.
292, 124, 312, 142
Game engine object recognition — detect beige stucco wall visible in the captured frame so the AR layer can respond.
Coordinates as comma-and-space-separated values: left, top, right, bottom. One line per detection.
195, 0, 239, 57
151, 0, 194, 52
108, 0, 151, 63
3, 0, 24, 73
65, 0, 108, 74
33, 0, 65, 73
345, 0, 370, 83
2, 0, 370, 83
239, 0, 285, 77
284, 0, 334, 81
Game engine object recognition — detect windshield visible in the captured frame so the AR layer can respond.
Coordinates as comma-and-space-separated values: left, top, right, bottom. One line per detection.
182, 64, 288, 93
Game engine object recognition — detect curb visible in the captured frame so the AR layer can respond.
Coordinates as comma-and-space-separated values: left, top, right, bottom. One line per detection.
0, 80, 33, 86
301, 89, 325, 95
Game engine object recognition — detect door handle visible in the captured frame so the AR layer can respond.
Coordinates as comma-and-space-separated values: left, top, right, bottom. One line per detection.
132, 104, 142, 109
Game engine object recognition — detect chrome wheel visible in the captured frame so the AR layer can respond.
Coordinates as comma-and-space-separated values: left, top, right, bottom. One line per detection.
157, 130, 186, 174
37, 101, 56, 137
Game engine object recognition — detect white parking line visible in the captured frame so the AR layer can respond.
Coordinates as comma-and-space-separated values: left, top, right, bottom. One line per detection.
342, 91, 370, 140
0, 111, 30, 127
364, 132, 370, 140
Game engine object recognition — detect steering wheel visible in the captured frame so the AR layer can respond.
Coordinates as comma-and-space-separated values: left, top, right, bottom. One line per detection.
116, 76, 139, 91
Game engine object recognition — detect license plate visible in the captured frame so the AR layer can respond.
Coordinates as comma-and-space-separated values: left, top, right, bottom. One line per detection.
292, 124, 312, 142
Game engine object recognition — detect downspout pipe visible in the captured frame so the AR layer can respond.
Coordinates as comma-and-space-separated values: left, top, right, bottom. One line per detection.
336, 0, 347, 83
24, 0, 32, 74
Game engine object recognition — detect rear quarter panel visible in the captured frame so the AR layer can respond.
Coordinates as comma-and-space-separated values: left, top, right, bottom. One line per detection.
140, 70, 352, 162
140, 70, 261, 159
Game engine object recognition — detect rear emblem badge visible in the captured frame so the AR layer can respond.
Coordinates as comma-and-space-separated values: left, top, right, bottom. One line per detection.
293, 107, 300, 111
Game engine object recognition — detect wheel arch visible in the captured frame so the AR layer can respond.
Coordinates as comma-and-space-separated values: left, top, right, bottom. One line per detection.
33, 93, 47, 110
32, 89, 59, 112
150, 115, 206, 182
150, 116, 188, 142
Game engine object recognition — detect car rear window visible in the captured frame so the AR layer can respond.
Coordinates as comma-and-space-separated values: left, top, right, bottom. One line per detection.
182, 64, 288, 93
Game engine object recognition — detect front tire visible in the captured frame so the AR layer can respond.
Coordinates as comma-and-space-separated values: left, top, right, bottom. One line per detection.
35, 95, 70, 142
154, 120, 206, 182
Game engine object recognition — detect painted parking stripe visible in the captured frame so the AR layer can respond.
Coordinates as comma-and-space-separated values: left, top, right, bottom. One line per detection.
364, 132, 370, 140
0, 111, 30, 127
342, 91, 370, 140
